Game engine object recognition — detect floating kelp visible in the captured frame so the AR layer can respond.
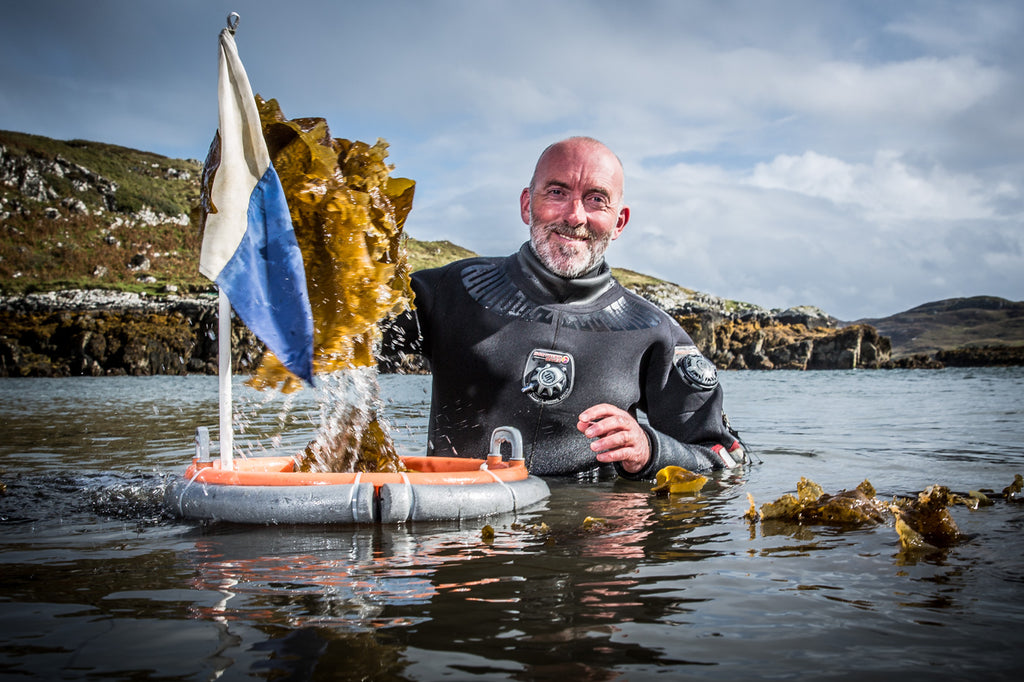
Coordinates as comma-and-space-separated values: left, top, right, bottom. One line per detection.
889, 485, 962, 550
1004, 473, 1024, 502
511, 521, 551, 537
744, 477, 989, 552
651, 466, 708, 495
744, 478, 888, 525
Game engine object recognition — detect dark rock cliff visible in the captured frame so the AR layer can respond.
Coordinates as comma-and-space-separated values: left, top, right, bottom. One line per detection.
630, 285, 892, 370
0, 291, 262, 377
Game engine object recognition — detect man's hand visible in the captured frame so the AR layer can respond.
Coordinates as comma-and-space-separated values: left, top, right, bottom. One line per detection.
577, 404, 651, 474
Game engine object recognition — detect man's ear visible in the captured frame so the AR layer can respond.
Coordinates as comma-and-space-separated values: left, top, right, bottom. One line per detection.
519, 188, 532, 225
612, 205, 630, 240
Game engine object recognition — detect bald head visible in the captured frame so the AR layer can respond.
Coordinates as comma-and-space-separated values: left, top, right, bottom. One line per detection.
529, 137, 625, 198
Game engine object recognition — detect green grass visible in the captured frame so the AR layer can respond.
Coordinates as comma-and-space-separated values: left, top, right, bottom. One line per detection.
405, 239, 478, 271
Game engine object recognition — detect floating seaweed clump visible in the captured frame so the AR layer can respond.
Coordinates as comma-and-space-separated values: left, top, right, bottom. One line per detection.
744, 477, 973, 551
744, 478, 888, 525
746, 474, 1024, 551
889, 485, 963, 550
1004, 473, 1024, 502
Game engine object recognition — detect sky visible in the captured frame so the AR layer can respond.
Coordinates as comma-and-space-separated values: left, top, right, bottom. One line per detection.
1, 0, 1022, 320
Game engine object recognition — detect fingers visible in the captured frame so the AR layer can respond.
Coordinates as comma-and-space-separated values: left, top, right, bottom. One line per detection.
578, 403, 650, 474
577, 403, 621, 426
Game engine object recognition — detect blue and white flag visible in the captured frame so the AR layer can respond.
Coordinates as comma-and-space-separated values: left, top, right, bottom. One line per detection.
199, 28, 314, 385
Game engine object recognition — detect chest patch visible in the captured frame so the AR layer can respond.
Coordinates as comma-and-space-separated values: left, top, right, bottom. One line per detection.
522, 348, 575, 404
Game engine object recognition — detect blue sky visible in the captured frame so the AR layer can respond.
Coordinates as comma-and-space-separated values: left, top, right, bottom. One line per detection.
2, 0, 1022, 320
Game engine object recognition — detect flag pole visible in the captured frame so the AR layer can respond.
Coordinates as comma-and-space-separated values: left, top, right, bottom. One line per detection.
200, 11, 314, 470
215, 11, 240, 471
218, 288, 234, 469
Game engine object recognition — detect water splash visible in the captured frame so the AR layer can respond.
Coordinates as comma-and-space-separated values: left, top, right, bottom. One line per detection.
295, 368, 403, 473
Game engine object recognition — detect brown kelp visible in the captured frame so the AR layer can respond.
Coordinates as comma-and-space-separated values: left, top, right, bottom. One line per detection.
745, 473, 1024, 554
251, 96, 415, 390
201, 97, 416, 472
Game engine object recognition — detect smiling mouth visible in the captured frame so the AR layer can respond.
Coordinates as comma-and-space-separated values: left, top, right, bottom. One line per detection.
551, 227, 591, 242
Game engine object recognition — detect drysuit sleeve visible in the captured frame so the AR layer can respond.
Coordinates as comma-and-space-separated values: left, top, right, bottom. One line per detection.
615, 332, 746, 481
380, 268, 442, 360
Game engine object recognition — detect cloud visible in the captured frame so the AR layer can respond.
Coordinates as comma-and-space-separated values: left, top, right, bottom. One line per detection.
748, 150, 1013, 222
602, 145, 1023, 320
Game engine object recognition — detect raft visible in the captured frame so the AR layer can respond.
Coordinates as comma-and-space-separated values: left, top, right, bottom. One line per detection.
165, 426, 550, 524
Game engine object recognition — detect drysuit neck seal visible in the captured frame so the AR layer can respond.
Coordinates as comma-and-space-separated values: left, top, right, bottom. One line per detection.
517, 242, 614, 304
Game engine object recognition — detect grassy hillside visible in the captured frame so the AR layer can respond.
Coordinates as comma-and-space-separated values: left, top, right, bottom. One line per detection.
0, 130, 200, 216
405, 239, 478, 271
1, 129, 204, 293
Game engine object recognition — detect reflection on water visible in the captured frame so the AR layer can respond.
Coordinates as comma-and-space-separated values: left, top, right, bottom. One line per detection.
187, 524, 535, 629
0, 369, 1023, 679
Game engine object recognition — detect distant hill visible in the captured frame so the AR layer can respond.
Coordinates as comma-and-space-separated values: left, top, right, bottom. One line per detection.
1, 129, 204, 293
854, 296, 1024, 358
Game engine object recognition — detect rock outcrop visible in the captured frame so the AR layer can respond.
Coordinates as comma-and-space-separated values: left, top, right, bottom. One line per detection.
0, 291, 263, 377
630, 283, 891, 370
935, 345, 1024, 367
9, 285, 1021, 376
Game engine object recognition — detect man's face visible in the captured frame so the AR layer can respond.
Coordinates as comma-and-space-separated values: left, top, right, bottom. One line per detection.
521, 141, 630, 278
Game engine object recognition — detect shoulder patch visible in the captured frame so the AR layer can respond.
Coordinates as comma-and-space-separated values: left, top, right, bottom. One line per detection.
674, 345, 718, 390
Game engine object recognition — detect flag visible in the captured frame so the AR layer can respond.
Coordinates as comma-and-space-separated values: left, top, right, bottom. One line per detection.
199, 28, 314, 385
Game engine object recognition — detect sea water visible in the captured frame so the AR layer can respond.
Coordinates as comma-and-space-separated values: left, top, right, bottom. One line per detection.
0, 368, 1022, 680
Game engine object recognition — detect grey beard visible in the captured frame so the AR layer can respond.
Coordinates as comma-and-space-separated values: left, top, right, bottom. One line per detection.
530, 223, 612, 278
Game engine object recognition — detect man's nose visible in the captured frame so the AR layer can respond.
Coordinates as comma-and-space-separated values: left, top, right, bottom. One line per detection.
561, 197, 587, 225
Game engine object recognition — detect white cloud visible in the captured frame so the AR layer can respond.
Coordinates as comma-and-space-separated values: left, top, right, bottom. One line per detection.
748, 150, 1010, 223
778, 56, 1003, 119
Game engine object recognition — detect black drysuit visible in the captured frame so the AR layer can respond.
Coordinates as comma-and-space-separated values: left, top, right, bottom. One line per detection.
386, 243, 743, 479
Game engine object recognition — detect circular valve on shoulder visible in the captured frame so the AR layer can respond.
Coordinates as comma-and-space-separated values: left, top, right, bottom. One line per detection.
678, 353, 719, 390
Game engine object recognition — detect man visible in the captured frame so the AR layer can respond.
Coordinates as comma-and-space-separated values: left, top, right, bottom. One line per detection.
387, 136, 745, 478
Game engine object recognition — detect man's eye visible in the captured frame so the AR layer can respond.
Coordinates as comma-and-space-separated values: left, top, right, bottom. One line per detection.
586, 195, 609, 208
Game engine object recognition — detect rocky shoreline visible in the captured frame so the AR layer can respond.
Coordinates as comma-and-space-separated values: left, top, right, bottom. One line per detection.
1, 288, 1018, 378
0, 290, 263, 377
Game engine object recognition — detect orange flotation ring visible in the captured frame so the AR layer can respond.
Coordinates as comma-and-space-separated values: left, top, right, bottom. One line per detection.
165, 426, 549, 523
